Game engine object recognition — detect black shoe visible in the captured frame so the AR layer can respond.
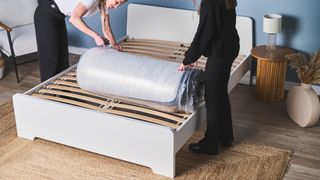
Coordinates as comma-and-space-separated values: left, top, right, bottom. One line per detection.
220, 142, 232, 147
188, 142, 218, 155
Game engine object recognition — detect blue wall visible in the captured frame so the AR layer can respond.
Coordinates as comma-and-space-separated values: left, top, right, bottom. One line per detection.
238, 0, 320, 54
66, 0, 320, 82
66, 0, 196, 48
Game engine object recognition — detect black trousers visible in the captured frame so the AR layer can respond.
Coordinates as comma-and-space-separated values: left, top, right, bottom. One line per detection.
203, 56, 235, 147
34, 0, 69, 82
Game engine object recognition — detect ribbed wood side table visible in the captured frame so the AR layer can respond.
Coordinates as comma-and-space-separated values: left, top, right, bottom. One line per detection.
251, 45, 294, 102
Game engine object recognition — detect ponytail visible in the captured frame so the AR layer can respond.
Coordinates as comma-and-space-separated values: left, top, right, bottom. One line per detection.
98, 0, 107, 20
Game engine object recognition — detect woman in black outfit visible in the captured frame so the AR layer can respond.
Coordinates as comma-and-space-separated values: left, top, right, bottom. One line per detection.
178, 0, 239, 155
34, 0, 126, 82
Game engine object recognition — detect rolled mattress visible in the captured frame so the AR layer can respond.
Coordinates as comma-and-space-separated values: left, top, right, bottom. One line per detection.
77, 47, 204, 113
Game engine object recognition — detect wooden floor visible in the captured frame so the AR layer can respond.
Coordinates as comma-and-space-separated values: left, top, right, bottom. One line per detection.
0, 55, 319, 180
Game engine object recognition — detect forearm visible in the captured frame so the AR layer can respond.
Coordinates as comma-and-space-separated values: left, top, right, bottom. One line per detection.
103, 26, 116, 45
69, 16, 99, 40
183, 9, 215, 65
101, 14, 117, 45
183, 45, 203, 65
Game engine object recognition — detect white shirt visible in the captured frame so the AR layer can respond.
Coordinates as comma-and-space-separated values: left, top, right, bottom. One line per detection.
54, 0, 109, 17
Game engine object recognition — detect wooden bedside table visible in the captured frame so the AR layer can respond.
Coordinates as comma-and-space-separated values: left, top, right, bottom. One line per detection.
251, 45, 294, 102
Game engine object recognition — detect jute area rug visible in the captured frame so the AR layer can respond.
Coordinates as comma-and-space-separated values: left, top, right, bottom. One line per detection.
0, 101, 292, 180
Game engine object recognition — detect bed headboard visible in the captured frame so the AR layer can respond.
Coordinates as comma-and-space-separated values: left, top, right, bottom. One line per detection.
127, 3, 253, 55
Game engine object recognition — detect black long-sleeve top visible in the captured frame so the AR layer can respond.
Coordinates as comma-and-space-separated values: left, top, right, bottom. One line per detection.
183, 0, 240, 65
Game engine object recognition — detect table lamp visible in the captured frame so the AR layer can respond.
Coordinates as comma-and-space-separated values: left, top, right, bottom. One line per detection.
263, 14, 282, 51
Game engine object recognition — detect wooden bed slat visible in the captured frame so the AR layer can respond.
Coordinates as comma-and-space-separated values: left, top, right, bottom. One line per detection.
121, 39, 207, 62
33, 94, 101, 111
123, 48, 185, 59
122, 48, 207, 65
38, 89, 109, 106
121, 50, 206, 69
39, 87, 186, 124
32, 93, 180, 129
122, 44, 185, 55
127, 52, 206, 69
46, 84, 103, 98
67, 71, 77, 76
112, 103, 186, 123
102, 108, 180, 129
122, 46, 207, 63
127, 38, 190, 47
54, 80, 80, 88
60, 76, 77, 81
121, 41, 188, 50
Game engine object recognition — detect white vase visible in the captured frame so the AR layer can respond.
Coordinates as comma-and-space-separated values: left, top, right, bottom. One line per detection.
287, 83, 320, 127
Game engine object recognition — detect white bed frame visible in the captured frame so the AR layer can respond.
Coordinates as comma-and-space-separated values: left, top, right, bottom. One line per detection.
13, 4, 252, 178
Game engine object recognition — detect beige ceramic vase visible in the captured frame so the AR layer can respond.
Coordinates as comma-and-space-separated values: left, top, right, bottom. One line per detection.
287, 83, 320, 127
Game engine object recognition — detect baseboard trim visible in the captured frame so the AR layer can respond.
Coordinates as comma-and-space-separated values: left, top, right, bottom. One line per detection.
240, 73, 320, 96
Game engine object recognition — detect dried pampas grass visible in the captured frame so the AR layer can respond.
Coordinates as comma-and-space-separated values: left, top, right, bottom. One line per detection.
286, 49, 320, 84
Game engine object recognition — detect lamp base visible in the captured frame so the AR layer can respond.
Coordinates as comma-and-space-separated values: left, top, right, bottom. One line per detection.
266, 33, 277, 51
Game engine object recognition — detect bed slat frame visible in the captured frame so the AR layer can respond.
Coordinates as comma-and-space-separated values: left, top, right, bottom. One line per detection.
31, 38, 246, 130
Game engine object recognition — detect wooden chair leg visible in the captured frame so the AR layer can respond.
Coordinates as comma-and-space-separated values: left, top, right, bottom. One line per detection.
11, 56, 20, 83
249, 56, 254, 86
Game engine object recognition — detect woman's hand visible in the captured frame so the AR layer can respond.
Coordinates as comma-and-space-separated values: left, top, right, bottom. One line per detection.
94, 34, 106, 47
178, 63, 191, 71
111, 43, 123, 51
177, 62, 197, 71
178, 64, 186, 71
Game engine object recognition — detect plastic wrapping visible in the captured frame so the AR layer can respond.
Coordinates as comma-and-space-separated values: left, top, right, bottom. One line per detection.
77, 47, 204, 113
177, 68, 205, 113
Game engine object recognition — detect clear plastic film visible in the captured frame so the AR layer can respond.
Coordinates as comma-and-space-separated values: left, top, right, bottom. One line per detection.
77, 47, 205, 113
177, 68, 205, 113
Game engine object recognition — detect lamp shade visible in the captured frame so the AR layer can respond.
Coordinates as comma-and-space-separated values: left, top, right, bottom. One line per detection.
263, 14, 282, 33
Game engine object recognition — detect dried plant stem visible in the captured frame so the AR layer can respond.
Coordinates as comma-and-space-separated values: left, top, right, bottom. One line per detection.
286, 49, 320, 84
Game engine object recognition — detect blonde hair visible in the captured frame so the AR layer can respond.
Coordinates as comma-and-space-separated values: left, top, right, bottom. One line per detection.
98, 0, 107, 18
98, 0, 108, 37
